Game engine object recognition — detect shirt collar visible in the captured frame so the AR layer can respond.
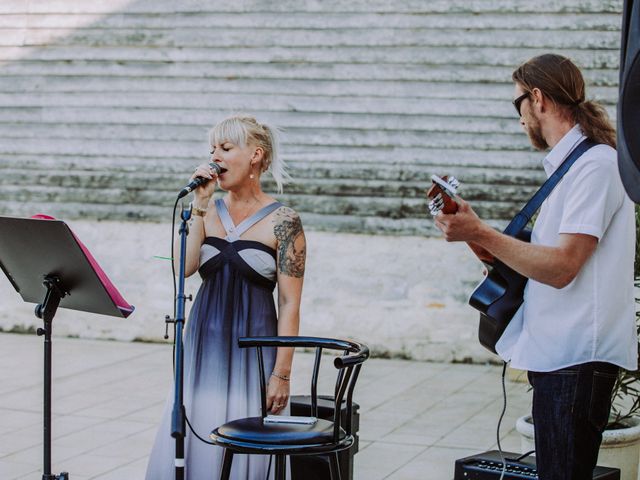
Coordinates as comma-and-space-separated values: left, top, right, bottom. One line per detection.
542, 124, 586, 176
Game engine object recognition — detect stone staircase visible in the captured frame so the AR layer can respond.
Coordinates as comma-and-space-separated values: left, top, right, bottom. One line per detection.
0, 0, 622, 234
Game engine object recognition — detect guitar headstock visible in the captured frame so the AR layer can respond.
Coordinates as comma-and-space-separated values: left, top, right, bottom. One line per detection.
427, 175, 460, 215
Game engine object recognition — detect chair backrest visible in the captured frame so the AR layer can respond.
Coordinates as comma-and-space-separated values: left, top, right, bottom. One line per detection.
238, 336, 369, 443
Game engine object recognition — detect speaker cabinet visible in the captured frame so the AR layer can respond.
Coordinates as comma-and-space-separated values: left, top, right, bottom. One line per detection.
289, 395, 359, 480
617, 0, 640, 202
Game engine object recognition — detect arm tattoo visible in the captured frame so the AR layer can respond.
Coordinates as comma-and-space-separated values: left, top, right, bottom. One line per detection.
273, 207, 306, 278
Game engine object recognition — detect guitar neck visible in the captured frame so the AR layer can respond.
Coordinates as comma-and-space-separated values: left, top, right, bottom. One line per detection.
467, 242, 495, 265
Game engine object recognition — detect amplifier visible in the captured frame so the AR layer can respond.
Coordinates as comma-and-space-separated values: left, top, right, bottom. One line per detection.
454, 450, 620, 479
289, 395, 360, 480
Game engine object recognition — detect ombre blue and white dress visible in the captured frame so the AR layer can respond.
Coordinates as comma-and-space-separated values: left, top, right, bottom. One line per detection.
145, 199, 284, 480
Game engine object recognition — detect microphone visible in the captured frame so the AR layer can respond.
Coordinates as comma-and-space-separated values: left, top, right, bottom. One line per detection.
177, 163, 226, 199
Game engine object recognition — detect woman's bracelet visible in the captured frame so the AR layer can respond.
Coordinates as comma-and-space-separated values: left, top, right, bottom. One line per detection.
271, 371, 290, 382
191, 203, 208, 217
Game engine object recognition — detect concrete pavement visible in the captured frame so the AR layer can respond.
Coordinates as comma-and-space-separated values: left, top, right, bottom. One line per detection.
0, 333, 531, 479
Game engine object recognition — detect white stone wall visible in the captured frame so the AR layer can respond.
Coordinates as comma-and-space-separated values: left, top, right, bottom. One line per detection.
0, 219, 494, 362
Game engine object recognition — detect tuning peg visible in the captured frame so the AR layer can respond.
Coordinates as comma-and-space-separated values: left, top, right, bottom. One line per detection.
448, 176, 460, 190
428, 193, 444, 216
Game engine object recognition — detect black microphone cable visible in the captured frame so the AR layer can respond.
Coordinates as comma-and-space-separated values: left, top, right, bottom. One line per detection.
496, 361, 508, 480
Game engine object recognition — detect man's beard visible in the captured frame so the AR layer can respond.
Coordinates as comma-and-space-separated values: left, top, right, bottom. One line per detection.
526, 115, 549, 151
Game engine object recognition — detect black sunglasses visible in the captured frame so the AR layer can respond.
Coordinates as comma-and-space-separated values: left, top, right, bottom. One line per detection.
512, 92, 530, 116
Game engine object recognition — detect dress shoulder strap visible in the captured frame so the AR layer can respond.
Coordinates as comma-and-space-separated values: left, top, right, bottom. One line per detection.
234, 202, 283, 238
214, 198, 238, 240
215, 199, 283, 241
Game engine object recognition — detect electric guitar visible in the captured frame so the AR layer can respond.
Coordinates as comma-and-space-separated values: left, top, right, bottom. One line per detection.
427, 175, 530, 354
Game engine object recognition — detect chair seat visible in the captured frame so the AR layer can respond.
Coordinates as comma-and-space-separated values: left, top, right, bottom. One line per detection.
214, 416, 346, 446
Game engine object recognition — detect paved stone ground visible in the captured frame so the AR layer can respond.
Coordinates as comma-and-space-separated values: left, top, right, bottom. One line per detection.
0, 333, 531, 479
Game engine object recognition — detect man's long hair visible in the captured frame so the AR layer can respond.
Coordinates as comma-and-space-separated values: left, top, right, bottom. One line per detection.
512, 54, 616, 148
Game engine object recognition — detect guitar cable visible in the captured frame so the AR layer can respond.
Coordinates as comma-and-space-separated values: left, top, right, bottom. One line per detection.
496, 361, 508, 480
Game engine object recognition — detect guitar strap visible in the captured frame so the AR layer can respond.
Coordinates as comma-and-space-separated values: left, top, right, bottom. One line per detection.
503, 138, 597, 236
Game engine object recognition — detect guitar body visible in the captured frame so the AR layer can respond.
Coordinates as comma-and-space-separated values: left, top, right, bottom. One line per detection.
469, 229, 531, 353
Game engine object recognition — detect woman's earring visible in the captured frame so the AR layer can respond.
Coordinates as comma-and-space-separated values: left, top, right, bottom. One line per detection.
250, 173, 255, 179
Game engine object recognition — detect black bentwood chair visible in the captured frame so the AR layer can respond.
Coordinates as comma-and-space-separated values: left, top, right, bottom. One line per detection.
210, 336, 369, 480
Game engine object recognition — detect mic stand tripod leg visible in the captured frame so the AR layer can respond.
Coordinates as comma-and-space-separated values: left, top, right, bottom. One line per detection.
35, 275, 70, 480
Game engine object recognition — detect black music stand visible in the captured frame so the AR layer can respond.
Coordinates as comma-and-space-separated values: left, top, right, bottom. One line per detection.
0, 215, 134, 480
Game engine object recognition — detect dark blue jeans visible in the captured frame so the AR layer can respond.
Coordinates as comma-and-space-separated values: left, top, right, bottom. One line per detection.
528, 362, 619, 480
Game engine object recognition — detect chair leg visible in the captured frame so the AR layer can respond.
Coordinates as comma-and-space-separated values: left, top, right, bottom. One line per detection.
329, 452, 341, 480
219, 449, 234, 480
275, 454, 286, 480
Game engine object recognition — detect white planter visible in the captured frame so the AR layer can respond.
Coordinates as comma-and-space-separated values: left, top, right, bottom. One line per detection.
516, 415, 640, 480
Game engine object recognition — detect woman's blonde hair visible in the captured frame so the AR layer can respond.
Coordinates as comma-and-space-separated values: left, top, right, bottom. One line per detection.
209, 114, 291, 193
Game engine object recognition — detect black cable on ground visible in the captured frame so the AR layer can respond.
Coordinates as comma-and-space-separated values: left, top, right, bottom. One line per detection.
496, 361, 508, 480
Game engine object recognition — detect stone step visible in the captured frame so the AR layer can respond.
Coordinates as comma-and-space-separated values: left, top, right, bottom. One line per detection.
0, 91, 526, 116
0, 92, 618, 121
0, 145, 543, 169
0, 200, 504, 235
0, 45, 621, 70
0, 168, 540, 202
282, 163, 545, 186
0, 109, 615, 140
0, 154, 543, 183
0, 109, 530, 135
0, 60, 619, 86
0, 136, 537, 162
0, 12, 622, 30
0, 122, 535, 150
0, 76, 619, 104
0, 185, 522, 221
0, 0, 622, 15
2, 27, 620, 50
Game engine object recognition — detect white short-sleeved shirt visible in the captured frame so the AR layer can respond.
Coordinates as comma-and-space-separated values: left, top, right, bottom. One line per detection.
496, 125, 637, 372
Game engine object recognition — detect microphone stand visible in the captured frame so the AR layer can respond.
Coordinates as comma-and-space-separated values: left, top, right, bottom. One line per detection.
166, 203, 192, 480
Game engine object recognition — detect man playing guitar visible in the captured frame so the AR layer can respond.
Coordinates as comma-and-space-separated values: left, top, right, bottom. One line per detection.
434, 54, 637, 480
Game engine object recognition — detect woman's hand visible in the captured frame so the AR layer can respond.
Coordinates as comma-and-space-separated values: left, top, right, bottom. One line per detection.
191, 163, 218, 203
266, 375, 290, 415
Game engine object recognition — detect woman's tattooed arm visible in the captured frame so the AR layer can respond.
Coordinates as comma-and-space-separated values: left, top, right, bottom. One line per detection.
273, 207, 306, 278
